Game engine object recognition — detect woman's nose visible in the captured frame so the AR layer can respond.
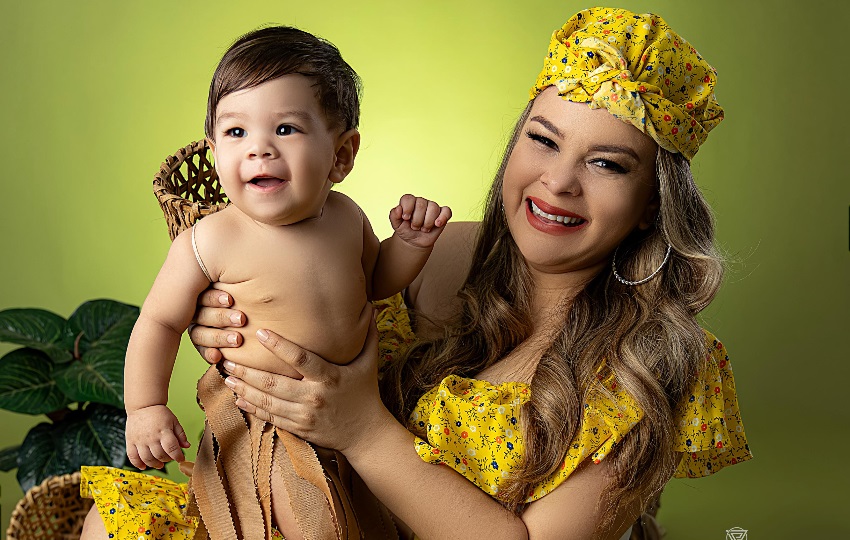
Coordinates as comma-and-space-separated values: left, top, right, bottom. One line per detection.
540, 166, 582, 196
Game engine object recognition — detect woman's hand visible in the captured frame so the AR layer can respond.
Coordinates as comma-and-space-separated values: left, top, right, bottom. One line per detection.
220, 316, 391, 454
188, 288, 246, 364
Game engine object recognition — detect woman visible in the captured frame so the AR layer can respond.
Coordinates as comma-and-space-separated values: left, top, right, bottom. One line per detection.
83, 7, 749, 539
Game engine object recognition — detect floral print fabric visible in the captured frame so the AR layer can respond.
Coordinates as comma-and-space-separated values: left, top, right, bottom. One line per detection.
530, 7, 724, 159
80, 295, 750, 535
412, 330, 751, 502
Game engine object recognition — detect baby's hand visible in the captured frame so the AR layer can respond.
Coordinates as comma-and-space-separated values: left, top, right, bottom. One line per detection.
389, 194, 452, 249
125, 405, 191, 470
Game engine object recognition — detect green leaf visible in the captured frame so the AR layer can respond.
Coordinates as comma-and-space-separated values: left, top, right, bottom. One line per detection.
54, 346, 124, 407
0, 348, 71, 414
0, 308, 73, 364
16, 423, 66, 492
0, 445, 20, 471
57, 404, 127, 473
15, 404, 127, 492
67, 299, 139, 357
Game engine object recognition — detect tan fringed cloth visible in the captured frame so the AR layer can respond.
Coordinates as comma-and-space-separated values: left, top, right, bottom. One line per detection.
185, 366, 400, 540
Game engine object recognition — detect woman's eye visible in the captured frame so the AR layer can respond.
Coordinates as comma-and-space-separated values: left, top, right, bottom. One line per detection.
225, 127, 245, 138
525, 131, 558, 150
276, 124, 296, 136
589, 159, 627, 174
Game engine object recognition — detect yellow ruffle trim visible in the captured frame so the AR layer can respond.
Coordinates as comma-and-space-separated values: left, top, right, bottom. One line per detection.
412, 330, 751, 502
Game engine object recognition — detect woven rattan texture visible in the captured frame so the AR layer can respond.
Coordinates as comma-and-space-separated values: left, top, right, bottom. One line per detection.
154, 139, 229, 241
6, 472, 94, 540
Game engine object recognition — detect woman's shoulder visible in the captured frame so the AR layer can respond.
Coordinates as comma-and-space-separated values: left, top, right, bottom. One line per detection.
406, 221, 479, 334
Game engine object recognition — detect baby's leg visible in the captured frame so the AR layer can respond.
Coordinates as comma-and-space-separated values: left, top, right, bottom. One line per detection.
270, 459, 305, 540
79, 505, 108, 540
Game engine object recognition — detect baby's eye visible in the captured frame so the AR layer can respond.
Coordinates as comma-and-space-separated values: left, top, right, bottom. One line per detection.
276, 124, 297, 136
589, 159, 627, 174
225, 127, 245, 138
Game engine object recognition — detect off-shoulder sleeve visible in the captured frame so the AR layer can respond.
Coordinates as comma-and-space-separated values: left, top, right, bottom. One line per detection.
673, 331, 752, 478
411, 372, 643, 503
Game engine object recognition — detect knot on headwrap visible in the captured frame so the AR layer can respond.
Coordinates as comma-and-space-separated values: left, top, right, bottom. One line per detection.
530, 7, 724, 160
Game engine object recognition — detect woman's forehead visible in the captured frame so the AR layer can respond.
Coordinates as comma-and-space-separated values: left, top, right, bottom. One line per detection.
529, 87, 657, 156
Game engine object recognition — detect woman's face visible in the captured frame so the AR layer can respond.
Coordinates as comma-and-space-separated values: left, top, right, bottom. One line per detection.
502, 87, 659, 280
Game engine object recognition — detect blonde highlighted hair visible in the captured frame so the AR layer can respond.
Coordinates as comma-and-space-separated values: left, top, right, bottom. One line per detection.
381, 99, 723, 535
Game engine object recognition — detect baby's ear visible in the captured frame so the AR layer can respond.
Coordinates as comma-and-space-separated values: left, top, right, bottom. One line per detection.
329, 129, 360, 184
206, 137, 217, 160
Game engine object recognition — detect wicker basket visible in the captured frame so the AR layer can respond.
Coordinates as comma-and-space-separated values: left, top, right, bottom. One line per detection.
5, 472, 94, 540
153, 139, 229, 241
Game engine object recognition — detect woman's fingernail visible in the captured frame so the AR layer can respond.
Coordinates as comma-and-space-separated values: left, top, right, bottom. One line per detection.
223, 360, 236, 371
218, 293, 229, 305
256, 329, 269, 341
227, 333, 238, 345
235, 398, 247, 408
224, 377, 236, 389
230, 313, 242, 325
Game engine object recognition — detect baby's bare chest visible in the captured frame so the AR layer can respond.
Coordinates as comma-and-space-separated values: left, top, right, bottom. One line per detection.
215, 223, 366, 313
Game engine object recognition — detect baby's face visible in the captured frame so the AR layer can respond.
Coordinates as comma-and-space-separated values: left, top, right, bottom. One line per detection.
210, 74, 340, 226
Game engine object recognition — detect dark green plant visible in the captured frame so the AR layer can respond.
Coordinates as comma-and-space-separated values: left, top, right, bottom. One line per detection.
0, 299, 138, 492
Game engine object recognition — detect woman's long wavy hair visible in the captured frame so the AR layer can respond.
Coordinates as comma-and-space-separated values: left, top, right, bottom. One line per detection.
381, 99, 723, 535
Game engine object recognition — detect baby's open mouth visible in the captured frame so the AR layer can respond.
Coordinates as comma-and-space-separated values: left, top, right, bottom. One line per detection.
250, 176, 284, 188
528, 199, 586, 226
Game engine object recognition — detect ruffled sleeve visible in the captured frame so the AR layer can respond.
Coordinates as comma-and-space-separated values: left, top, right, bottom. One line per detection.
411, 371, 643, 503
673, 331, 752, 478
527, 369, 643, 500
373, 293, 416, 379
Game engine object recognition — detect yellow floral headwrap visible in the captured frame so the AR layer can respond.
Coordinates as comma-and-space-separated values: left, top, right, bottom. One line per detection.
530, 7, 723, 160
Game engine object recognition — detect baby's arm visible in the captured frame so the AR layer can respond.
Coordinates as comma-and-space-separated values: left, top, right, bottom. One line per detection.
366, 194, 452, 301
124, 228, 212, 469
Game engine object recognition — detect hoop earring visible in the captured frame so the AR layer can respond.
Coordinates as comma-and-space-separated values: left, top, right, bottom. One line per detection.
612, 244, 672, 286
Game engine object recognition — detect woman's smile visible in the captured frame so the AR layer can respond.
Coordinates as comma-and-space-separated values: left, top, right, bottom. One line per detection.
525, 197, 588, 235
502, 88, 658, 275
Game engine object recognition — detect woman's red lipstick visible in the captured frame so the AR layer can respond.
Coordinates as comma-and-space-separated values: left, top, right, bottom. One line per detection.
525, 196, 587, 235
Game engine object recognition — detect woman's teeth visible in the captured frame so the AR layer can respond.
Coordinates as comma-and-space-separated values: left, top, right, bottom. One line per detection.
530, 200, 584, 225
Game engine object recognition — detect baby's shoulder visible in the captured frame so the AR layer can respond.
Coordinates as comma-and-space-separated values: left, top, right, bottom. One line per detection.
194, 206, 245, 237
188, 207, 252, 261
325, 191, 365, 225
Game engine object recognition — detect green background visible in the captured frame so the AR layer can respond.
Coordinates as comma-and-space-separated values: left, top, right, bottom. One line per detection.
1, 0, 847, 537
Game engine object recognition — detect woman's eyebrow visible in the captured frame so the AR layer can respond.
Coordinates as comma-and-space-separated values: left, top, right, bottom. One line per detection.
529, 115, 563, 138
590, 145, 641, 161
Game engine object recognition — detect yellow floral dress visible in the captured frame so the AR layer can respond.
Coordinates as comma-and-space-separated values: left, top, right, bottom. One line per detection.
412, 331, 751, 501
81, 295, 751, 538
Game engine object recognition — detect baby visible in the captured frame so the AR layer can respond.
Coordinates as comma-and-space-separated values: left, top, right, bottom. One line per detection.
123, 26, 450, 539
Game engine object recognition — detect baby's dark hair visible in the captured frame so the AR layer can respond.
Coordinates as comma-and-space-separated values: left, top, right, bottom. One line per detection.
205, 25, 361, 138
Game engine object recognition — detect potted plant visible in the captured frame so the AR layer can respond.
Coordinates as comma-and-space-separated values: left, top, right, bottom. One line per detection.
0, 299, 138, 492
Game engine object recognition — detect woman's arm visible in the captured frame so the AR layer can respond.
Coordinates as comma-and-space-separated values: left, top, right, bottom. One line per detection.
222, 323, 527, 539
222, 324, 641, 540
